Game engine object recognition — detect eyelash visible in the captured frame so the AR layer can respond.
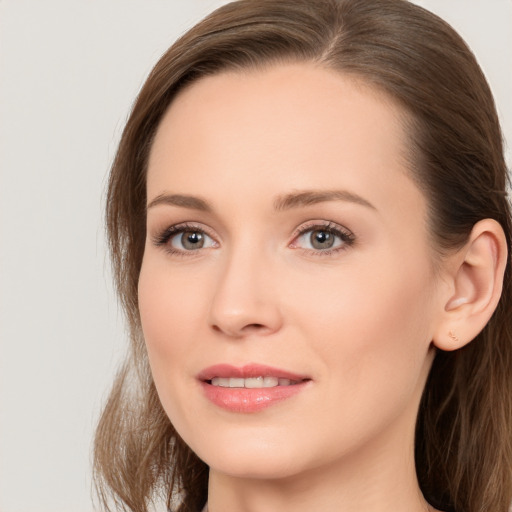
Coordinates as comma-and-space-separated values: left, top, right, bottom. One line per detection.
152, 221, 355, 257
152, 222, 217, 257
291, 221, 356, 257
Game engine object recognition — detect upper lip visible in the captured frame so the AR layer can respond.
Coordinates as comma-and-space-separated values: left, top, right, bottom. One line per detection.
197, 363, 310, 382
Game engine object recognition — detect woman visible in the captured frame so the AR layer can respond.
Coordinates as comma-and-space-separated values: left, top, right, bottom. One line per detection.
93, 1, 512, 511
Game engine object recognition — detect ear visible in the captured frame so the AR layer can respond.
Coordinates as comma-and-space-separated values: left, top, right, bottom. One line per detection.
433, 219, 508, 351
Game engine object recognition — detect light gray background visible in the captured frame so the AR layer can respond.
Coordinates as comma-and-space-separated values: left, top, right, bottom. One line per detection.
0, 1, 510, 511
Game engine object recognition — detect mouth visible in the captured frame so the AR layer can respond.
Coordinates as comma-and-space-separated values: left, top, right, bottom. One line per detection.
209, 376, 303, 388
198, 363, 310, 386
197, 364, 311, 412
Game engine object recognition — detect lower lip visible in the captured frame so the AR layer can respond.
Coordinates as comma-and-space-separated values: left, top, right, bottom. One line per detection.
200, 381, 308, 413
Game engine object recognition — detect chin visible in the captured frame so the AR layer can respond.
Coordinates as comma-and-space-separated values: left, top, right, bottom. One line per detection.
206, 451, 303, 480
186, 423, 310, 480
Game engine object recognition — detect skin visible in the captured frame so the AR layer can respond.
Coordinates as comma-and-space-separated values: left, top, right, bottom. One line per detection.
139, 63, 450, 512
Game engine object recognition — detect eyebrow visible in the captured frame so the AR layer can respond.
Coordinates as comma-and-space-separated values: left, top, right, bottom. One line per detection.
146, 189, 376, 213
273, 189, 376, 211
147, 193, 212, 212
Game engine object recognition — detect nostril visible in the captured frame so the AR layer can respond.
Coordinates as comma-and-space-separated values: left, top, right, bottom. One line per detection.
211, 322, 271, 337
241, 323, 269, 334
245, 323, 265, 329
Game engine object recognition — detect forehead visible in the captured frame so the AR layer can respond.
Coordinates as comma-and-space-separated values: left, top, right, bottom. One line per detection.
147, 62, 421, 221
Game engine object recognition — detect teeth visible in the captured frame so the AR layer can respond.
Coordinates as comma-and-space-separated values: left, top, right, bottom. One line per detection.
263, 376, 279, 387
245, 377, 263, 388
210, 376, 296, 388
212, 377, 230, 387
228, 377, 244, 388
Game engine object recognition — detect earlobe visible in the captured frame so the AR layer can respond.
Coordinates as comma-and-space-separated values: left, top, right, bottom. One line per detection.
433, 219, 508, 351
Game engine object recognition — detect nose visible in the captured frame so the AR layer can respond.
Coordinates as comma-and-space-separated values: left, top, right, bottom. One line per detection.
208, 247, 283, 338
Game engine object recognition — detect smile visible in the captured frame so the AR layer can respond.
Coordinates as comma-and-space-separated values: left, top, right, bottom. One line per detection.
198, 364, 311, 413
210, 377, 300, 388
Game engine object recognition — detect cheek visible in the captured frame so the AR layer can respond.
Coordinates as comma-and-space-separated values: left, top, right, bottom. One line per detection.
137, 257, 219, 439
270, 255, 436, 463
139, 255, 209, 347
137, 256, 211, 398
290, 253, 435, 400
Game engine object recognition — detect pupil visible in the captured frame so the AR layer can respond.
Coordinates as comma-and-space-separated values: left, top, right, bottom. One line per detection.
182, 231, 204, 249
311, 230, 334, 249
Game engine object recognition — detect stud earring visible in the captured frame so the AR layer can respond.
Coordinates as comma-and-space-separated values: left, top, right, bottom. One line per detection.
448, 330, 460, 343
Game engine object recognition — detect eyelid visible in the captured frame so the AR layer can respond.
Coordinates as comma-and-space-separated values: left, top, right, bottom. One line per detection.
289, 220, 355, 253
151, 222, 219, 251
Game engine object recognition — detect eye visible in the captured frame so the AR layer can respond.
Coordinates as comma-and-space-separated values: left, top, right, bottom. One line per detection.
153, 223, 217, 254
170, 230, 215, 251
291, 222, 355, 253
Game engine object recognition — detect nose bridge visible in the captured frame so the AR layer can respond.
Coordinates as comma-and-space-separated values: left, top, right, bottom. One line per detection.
208, 238, 282, 337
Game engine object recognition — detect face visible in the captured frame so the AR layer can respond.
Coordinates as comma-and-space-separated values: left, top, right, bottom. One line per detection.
139, 63, 443, 481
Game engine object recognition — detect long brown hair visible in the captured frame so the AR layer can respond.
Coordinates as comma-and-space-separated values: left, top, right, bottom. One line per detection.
94, 1, 512, 511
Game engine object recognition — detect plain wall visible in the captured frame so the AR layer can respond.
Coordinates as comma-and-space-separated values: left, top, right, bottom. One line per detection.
0, 1, 510, 511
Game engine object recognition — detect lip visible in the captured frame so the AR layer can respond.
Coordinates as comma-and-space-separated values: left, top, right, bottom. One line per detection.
198, 364, 311, 413
197, 363, 308, 382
